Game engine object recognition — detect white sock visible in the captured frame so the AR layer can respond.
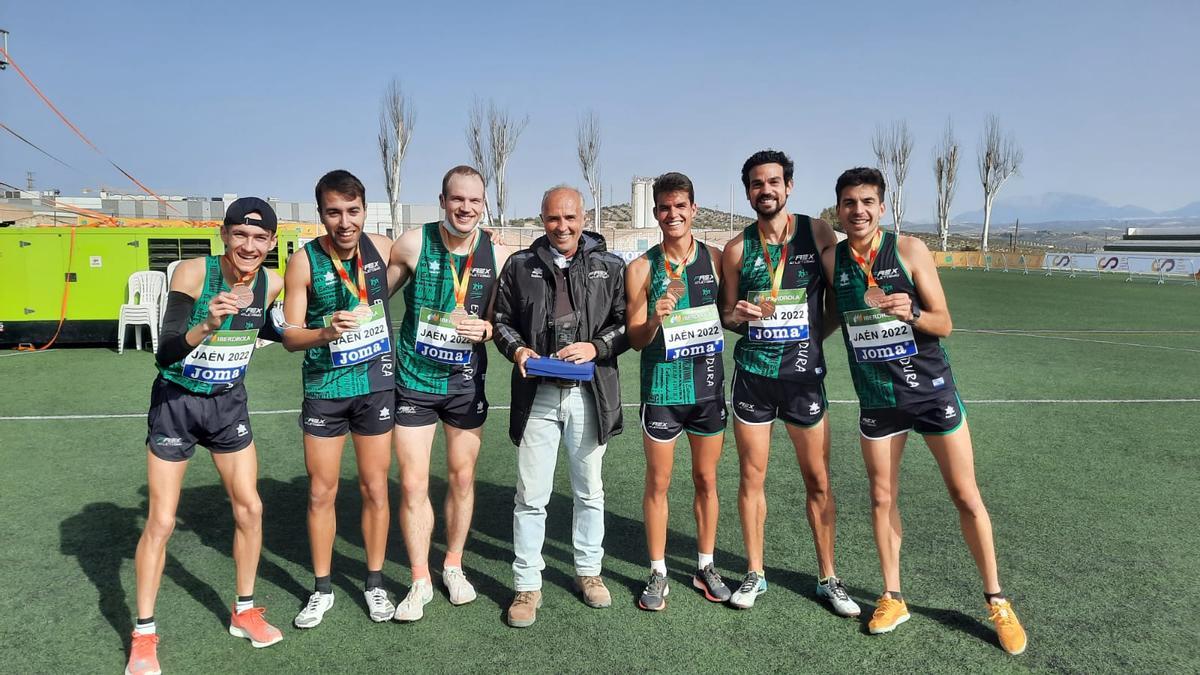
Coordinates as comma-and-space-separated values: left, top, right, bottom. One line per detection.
650, 559, 667, 576
698, 552, 714, 569
235, 597, 254, 614
135, 619, 156, 635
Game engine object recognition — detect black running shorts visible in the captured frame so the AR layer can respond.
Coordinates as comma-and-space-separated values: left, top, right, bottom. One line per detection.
145, 377, 253, 461
640, 398, 727, 443
858, 391, 966, 440
731, 369, 826, 427
300, 389, 396, 437
393, 385, 488, 430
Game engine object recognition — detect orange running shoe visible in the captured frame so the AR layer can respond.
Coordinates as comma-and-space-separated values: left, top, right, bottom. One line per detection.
868, 596, 910, 634
229, 606, 283, 648
988, 599, 1028, 655
125, 631, 160, 675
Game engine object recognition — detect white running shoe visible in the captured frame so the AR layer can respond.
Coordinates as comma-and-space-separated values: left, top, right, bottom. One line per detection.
294, 591, 335, 629
392, 579, 434, 622
443, 567, 478, 606
363, 587, 395, 622
816, 576, 862, 617
728, 571, 767, 609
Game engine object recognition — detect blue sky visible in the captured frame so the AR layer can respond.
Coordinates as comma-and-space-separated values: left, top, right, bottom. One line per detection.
2, 1, 1198, 221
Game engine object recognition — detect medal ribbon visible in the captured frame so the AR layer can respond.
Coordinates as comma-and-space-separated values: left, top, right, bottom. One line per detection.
757, 215, 791, 302
850, 230, 882, 288
322, 235, 368, 309
661, 236, 695, 291
223, 251, 256, 289
447, 229, 479, 311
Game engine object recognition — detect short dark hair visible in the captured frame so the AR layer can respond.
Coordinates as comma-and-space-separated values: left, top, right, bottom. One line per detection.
741, 150, 794, 190
315, 169, 366, 209
652, 172, 695, 205
835, 167, 887, 201
441, 165, 485, 196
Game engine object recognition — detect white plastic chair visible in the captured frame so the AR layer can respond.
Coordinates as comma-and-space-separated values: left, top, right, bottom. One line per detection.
118, 271, 167, 354
161, 260, 183, 328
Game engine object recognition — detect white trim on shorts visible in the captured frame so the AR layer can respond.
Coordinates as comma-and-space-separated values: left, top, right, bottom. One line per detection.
641, 404, 685, 443
860, 427, 913, 441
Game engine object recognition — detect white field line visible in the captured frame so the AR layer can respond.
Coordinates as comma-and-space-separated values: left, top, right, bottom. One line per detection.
959, 329, 1200, 353
3, 398, 1198, 421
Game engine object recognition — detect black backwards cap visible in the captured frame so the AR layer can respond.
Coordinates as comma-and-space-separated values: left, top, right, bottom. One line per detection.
223, 197, 278, 232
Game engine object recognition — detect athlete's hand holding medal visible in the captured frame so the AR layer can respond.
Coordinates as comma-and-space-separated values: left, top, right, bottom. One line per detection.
655, 238, 693, 321
204, 290, 241, 332
455, 315, 490, 343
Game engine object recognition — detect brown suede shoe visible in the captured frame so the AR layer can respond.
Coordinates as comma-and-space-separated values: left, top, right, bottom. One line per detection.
507, 590, 542, 628
574, 575, 612, 608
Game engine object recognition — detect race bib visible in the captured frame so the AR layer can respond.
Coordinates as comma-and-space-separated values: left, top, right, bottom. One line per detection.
749, 288, 809, 342
662, 304, 724, 361
414, 306, 473, 365
182, 328, 257, 385
844, 308, 918, 362
325, 303, 391, 367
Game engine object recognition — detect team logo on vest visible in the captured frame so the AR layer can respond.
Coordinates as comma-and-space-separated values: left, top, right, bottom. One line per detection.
876, 267, 901, 280
693, 273, 716, 285
838, 271, 851, 286
240, 306, 263, 317
471, 267, 492, 278
428, 260, 441, 274
364, 261, 382, 274
789, 254, 816, 265
323, 271, 336, 284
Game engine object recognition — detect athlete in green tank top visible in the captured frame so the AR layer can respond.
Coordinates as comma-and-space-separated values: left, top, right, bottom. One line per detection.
157, 255, 270, 395
824, 167, 1027, 652
626, 173, 732, 609
395, 222, 498, 395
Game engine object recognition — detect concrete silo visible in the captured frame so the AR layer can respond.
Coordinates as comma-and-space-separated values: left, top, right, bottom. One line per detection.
631, 177, 655, 229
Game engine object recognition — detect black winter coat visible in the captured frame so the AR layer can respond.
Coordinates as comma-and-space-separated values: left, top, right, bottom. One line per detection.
493, 231, 629, 445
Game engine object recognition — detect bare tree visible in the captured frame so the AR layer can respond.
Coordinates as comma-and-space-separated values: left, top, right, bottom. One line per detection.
465, 96, 495, 225
577, 110, 602, 228
378, 78, 415, 235
977, 114, 1022, 251
871, 120, 914, 235
487, 101, 529, 227
932, 119, 960, 251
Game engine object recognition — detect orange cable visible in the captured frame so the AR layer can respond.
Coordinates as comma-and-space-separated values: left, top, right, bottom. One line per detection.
0, 46, 179, 215
16, 226, 77, 352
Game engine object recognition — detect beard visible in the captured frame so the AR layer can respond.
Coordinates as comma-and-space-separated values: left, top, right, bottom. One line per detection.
752, 194, 787, 218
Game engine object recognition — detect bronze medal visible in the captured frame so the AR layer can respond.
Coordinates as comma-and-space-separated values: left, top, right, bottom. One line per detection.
758, 299, 776, 319
448, 307, 469, 328
230, 283, 254, 309
666, 279, 686, 301
352, 303, 374, 321
864, 286, 886, 308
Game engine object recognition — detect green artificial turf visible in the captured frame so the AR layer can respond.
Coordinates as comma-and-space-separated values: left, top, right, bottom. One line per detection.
1, 269, 1198, 673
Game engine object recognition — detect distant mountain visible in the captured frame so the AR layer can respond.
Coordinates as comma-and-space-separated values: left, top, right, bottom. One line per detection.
1161, 201, 1200, 218
954, 192, 1157, 224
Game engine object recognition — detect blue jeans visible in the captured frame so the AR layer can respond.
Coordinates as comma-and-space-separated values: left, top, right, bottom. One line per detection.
512, 384, 607, 591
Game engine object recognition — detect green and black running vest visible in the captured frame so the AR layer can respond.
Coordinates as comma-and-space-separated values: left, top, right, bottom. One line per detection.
396, 223, 498, 395
832, 231, 956, 409
734, 215, 827, 382
301, 237, 394, 399
158, 255, 268, 395
639, 242, 723, 405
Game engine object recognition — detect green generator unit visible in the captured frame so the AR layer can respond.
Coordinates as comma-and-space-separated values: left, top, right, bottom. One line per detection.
0, 225, 303, 347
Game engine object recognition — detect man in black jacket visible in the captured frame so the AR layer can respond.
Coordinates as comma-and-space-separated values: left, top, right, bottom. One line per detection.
493, 185, 628, 627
